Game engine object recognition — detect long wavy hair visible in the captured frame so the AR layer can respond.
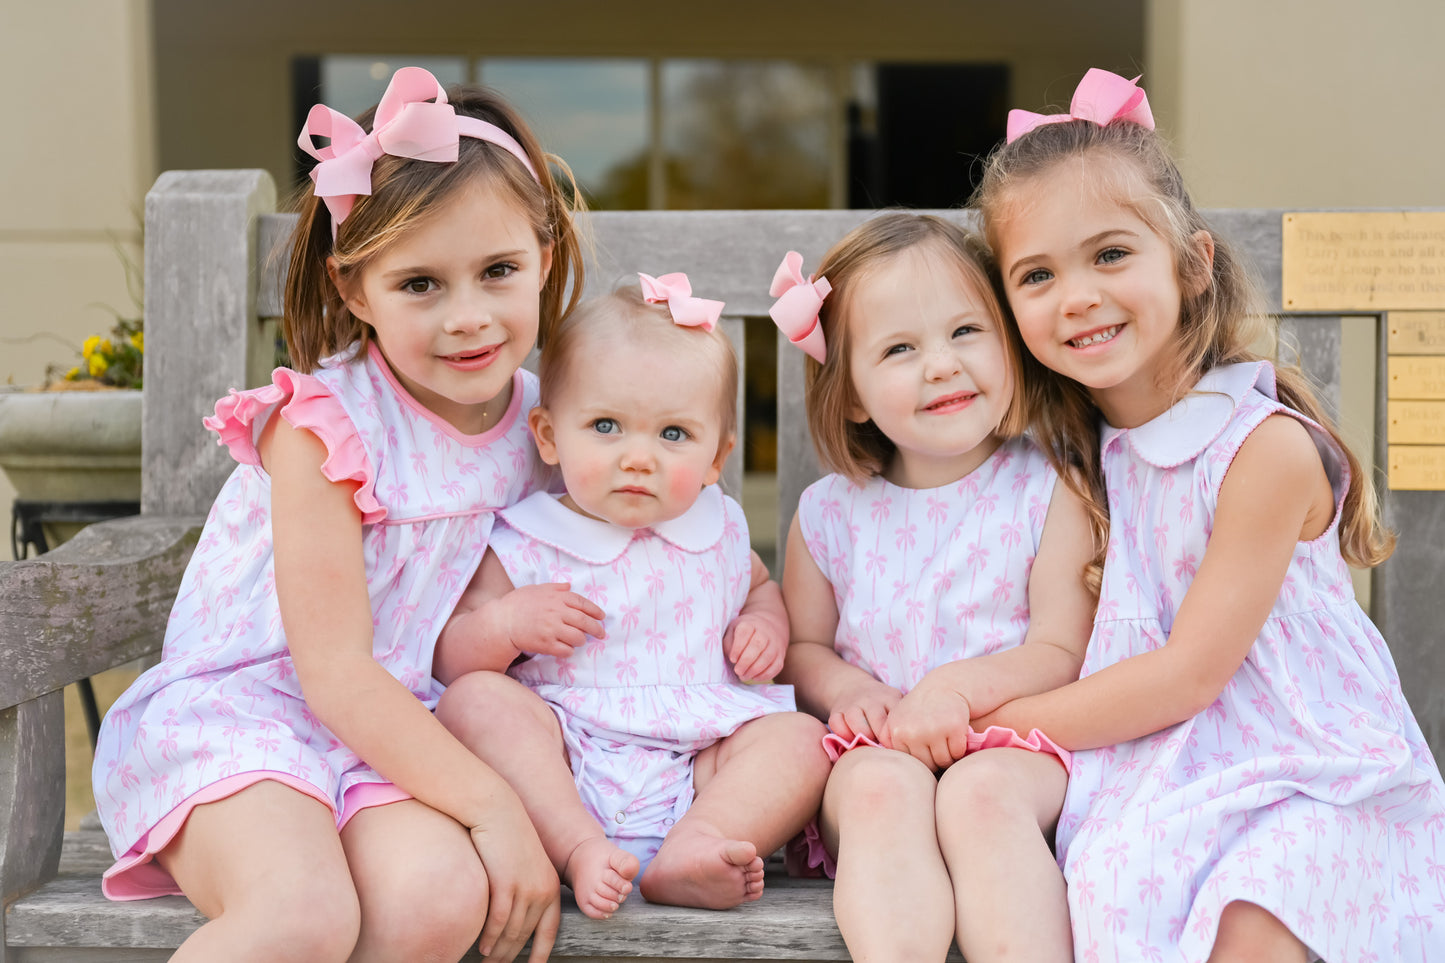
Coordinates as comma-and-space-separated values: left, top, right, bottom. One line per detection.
973, 118, 1395, 588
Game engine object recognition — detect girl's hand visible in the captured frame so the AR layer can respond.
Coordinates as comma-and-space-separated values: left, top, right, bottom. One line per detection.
469, 804, 562, 963
829, 677, 903, 743
725, 614, 787, 682
485, 582, 606, 659
881, 675, 973, 771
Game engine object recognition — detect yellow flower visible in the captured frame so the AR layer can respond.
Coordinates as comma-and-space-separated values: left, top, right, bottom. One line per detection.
100, 339, 114, 356
130, 331, 144, 352
87, 354, 110, 377
82, 335, 103, 359
65, 366, 82, 381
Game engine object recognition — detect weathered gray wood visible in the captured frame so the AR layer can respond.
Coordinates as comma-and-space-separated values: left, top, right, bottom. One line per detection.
144, 170, 277, 516
1278, 314, 1342, 420
0, 516, 202, 711
0, 695, 65, 915
776, 331, 823, 575
1373, 312, 1445, 771
720, 316, 745, 500
9, 831, 958, 961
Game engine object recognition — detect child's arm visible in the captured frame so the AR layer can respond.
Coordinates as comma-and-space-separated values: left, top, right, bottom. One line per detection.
724, 550, 790, 682
977, 415, 1336, 750
263, 417, 558, 960
776, 514, 904, 740
882, 478, 1096, 769
434, 548, 606, 685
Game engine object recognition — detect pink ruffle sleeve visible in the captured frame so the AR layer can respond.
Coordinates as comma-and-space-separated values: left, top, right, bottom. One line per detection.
822, 725, 1071, 770
203, 368, 385, 523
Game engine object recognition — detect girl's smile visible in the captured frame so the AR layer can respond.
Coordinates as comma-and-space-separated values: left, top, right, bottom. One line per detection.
995, 163, 1201, 428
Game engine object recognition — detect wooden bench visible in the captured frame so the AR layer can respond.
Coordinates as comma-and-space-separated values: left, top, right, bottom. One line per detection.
3, 170, 1443, 961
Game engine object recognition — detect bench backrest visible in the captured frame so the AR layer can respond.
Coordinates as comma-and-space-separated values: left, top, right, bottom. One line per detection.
141, 171, 1445, 769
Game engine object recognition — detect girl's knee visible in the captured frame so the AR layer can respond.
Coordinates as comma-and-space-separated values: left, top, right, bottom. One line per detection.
357, 849, 489, 962
238, 878, 362, 963
435, 670, 553, 741
828, 748, 937, 816
937, 750, 1064, 829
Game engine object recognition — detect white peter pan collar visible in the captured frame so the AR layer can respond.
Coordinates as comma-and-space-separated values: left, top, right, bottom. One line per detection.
497, 484, 727, 564
1101, 361, 1276, 469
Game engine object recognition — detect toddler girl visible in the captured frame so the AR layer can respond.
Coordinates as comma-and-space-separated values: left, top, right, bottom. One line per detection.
92, 67, 587, 963
974, 68, 1445, 961
433, 274, 831, 917
774, 212, 1097, 962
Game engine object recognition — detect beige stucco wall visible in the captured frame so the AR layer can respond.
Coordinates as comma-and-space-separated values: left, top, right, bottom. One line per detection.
0, 0, 156, 558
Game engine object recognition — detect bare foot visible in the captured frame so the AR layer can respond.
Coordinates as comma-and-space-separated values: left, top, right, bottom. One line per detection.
563, 836, 640, 919
639, 828, 765, 909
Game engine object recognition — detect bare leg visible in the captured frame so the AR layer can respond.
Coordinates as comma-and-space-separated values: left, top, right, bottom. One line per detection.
435, 671, 638, 919
157, 780, 360, 963
823, 747, 954, 963
936, 749, 1072, 962
1207, 901, 1308, 963
340, 798, 488, 963
641, 711, 830, 909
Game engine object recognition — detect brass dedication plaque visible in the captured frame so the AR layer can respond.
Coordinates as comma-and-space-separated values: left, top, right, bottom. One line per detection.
1282, 212, 1445, 311
1387, 401, 1445, 445
1387, 357, 1445, 400
1388, 311, 1445, 354
1389, 446, 1445, 490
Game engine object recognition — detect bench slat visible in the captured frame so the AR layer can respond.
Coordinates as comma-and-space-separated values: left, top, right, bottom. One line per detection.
7, 833, 965, 962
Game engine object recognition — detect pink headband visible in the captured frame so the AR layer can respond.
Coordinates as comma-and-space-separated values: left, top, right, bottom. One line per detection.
298, 66, 541, 239
768, 252, 830, 363
1006, 68, 1154, 144
639, 272, 725, 332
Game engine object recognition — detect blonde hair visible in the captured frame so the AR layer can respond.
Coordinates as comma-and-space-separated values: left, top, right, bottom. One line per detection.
802, 212, 1028, 483
540, 282, 739, 446
973, 118, 1395, 578
283, 84, 585, 372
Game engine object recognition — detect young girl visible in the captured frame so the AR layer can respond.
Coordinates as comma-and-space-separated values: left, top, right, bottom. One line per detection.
92, 67, 588, 963
432, 274, 832, 917
774, 212, 1098, 963
974, 68, 1445, 962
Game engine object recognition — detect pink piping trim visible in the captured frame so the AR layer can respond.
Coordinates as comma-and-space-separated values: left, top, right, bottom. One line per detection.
366, 342, 525, 446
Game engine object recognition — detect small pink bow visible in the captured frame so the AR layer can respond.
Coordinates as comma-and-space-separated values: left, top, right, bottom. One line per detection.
1005, 68, 1154, 144
298, 66, 539, 238
639, 272, 725, 331
768, 252, 830, 363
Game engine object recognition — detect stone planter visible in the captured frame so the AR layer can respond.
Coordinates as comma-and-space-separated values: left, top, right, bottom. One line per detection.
0, 387, 142, 549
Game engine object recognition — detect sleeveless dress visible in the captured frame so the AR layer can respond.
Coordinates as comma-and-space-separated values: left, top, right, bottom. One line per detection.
798, 435, 1068, 760
92, 343, 544, 899
489, 486, 795, 866
1058, 361, 1445, 962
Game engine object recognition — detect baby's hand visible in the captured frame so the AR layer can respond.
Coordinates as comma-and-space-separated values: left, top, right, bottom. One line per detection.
829, 677, 903, 744
724, 614, 787, 682
489, 583, 606, 659
881, 676, 972, 771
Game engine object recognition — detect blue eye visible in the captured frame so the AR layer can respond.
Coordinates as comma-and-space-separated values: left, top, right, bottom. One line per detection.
1021, 268, 1052, 286
884, 343, 911, 358
661, 426, 688, 442
592, 418, 618, 435
952, 324, 980, 338
1098, 248, 1128, 265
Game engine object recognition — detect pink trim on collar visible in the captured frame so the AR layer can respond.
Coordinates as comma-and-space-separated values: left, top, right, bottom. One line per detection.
498, 485, 727, 564
365, 342, 524, 446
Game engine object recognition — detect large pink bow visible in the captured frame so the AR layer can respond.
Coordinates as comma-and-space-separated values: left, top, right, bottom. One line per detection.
768, 252, 830, 363
298, 66, 539, 237
639, 272, 725, 332
1005, 68, 1154, 144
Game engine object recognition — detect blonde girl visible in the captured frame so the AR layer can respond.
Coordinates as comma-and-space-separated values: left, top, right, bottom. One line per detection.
775, 212, 1096, 962
434, 276, 831, 916
974, 68, 1445, 962
93, 67, 588, 963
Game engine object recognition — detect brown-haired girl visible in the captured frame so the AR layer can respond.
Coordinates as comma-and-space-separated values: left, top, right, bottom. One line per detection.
775, 212, 1096, 961
975, 68, 1445, 962
93, 67, 586, 962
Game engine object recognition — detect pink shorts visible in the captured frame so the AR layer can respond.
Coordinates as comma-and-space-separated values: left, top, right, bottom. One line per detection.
788, 724, 1071, 879
101, 772, 411, 900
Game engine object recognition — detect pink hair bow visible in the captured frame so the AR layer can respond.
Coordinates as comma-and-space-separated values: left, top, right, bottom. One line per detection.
639, 272, 725, 332
1005, 68, 1154, 144
298, 66, 539, 238
768, 252, 830, 363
